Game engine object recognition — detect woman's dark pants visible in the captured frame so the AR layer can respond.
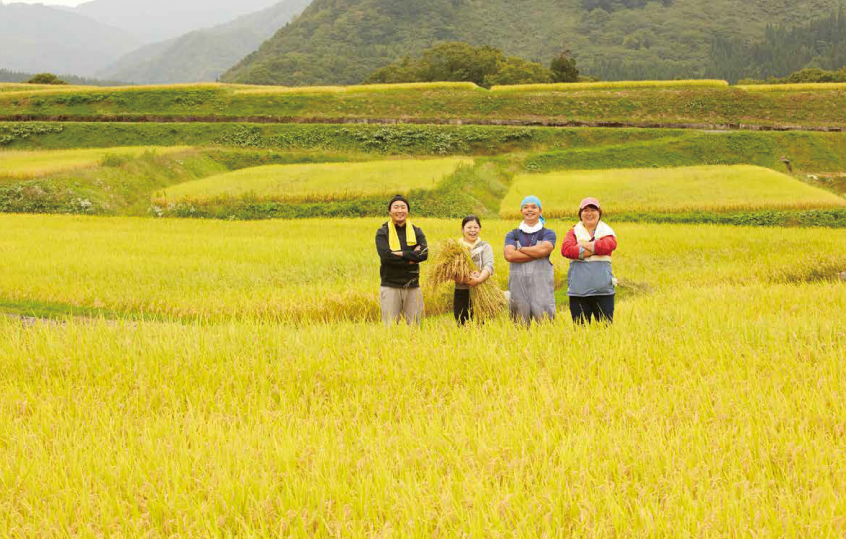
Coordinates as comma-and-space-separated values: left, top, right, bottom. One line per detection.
569, 294, 615, 324
454, 288, 472, 325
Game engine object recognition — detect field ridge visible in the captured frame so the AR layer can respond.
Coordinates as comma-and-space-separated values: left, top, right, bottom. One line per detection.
2, 114, 845, 133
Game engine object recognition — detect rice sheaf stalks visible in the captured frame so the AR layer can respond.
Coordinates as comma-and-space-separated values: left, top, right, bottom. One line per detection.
429, 239, 508, 321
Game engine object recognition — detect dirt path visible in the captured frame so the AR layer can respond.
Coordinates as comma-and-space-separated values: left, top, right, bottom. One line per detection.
1, 114, 843, 133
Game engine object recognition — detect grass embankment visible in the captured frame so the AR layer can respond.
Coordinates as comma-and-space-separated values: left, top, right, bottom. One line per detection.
159, 158, 472, 203
1, 215, 845, 322
2, 83, 846, 128
0, 122, 677, 153
4, 123, 845, 175
502, 165, 846, 217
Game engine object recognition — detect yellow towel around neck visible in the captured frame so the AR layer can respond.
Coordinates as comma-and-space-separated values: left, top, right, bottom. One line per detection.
388, 220, 417, 251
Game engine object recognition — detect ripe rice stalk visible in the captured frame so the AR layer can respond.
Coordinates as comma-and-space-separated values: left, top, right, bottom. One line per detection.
429, 239, 475, 287
429, 239, 507, 320
469, 281, 508, 321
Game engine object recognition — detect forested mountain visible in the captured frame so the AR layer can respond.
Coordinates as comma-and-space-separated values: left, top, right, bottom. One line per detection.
0, 3, 138, 77
73, 0, 283, 43
98, 0, 311, 84
222, 0, 843, 85
707, 7, 846, 82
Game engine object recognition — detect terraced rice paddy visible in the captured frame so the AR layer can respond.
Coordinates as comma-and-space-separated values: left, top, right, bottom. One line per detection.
502, 165, 846, 217
159, 157, 473, 203
0, 146, 190, 179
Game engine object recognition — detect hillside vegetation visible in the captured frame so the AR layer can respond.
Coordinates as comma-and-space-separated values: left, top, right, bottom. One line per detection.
221, 0, 841, 85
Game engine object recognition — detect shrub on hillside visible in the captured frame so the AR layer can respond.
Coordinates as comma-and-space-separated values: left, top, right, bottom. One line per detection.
484, 57, 552, 86
26, 73, 68, 85
550, 49, 580, 83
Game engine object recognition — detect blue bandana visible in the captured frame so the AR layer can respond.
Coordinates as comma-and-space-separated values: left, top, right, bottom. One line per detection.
520, 195, 545, 224
521, 195, 542, 209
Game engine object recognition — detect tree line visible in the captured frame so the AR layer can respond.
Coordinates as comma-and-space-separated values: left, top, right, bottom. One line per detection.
365, 42, 581, 88
0, 69, 125, 86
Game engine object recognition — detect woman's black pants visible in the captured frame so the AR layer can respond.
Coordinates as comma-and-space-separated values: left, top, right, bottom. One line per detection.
569, 294, 615, 324
454, 288, 472, 325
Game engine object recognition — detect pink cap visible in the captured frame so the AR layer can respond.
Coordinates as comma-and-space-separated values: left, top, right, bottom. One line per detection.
579, 197, 601, 211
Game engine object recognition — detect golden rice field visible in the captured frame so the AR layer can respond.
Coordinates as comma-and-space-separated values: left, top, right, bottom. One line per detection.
1, 212, 845, 536
158, 157, 472, 203
0, 146, 190, 179
501, 165, 846, 218
1, 214, 845, 322
737, 82, 846, 92
490, 79, 730, 92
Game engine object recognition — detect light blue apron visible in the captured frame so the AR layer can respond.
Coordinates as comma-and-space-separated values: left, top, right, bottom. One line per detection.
508, 229, 556, 323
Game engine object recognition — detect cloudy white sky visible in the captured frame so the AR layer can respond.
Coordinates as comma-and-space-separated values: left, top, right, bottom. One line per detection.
9, 0, 86, 5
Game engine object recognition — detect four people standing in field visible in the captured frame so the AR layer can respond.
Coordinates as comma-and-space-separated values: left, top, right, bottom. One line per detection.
375, 193, 617, 327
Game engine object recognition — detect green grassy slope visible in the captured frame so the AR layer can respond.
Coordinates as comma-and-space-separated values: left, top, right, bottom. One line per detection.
4, 123, 845, 174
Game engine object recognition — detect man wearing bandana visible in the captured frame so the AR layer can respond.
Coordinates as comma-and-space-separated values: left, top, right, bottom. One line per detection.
503, 195, 557, 324
375, 194, 428, 326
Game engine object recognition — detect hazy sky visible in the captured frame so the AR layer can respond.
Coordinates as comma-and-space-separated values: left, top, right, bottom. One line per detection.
9, 0, 86, 5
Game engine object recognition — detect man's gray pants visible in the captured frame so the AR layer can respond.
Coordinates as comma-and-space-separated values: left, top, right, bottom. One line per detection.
380, 286, 424, 326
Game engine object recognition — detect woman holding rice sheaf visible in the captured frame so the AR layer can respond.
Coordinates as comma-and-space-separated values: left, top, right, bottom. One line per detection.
453, 215, 494, 325
561, 197, 618, 324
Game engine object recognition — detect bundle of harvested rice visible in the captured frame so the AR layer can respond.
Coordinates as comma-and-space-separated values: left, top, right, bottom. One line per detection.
429, 239, 508, 321
429, 239, 476, 287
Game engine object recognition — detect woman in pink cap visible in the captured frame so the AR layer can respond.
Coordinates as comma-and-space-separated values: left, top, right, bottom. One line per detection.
561, 197, 618, 323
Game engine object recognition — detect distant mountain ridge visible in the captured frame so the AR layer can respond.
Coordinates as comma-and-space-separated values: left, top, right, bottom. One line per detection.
72, 0, 284, 43
98, 0, 311, 84
221, 0, 843, 85
0, 3, 139, 77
